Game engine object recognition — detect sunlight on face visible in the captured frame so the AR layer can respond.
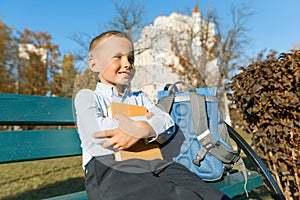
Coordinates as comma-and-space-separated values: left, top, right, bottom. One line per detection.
90, 36, 135, 90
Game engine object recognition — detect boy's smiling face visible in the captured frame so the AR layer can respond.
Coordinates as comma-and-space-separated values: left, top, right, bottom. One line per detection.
89, 36, 135, 92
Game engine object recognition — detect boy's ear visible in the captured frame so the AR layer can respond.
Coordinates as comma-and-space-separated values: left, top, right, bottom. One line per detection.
88, 56, 98, 72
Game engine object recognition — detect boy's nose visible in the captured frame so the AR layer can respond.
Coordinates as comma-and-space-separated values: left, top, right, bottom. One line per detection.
121, 57, 131, 68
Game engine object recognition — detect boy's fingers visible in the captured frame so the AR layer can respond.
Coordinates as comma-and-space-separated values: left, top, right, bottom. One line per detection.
102, 129, 117, 137
92, 131, 105, 138
102, 138, 114, 148
93, 129, 117, 138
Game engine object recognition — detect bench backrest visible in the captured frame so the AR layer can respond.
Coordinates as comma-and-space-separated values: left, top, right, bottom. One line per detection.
0, 93, 81, 163
0, 93, 274, 199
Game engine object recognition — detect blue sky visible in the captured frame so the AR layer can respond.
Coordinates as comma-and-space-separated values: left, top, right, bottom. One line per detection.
1, 0, 300, 60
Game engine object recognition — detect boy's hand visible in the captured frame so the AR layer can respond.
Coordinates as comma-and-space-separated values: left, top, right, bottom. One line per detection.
115, 114, 156, 139
92, 114, 156, 149
96, 128, 140, 150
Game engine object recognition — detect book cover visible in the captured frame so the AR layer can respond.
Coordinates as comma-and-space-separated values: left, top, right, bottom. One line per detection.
107, 102, 147, 119
114, 140, 163, 161
107, 102, 163, 161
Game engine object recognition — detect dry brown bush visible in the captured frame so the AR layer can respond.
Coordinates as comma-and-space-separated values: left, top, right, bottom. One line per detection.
230, 50, 300, 199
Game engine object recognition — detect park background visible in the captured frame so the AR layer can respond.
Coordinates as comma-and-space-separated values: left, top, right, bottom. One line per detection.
0, 0, 299, 199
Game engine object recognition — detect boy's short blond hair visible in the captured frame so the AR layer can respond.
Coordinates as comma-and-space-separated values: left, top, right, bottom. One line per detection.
89, 30, 133, 52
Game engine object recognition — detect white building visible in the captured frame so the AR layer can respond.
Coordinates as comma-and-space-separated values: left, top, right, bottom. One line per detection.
131, 6, 219, 102
18, 43, 47, 63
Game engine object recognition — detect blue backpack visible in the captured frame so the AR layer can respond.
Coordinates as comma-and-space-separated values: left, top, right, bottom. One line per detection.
157, 81, 245, 181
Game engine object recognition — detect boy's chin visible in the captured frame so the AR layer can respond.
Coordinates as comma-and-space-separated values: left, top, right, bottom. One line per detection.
116, 82, 130, 87
116, 79, 132, 86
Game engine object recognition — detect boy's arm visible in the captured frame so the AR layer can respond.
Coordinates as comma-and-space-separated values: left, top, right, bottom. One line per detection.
90, 91, 175, 149
93, 114, 156, 150
75, 89, 153, 150
141, 92, 175, 144
93, 93, 175, 147
145, 105, 175, 144
74, 89, 119, 145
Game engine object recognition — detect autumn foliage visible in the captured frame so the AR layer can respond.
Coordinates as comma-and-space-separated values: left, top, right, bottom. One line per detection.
230, 50, 300, 199
0, 20, 78, 97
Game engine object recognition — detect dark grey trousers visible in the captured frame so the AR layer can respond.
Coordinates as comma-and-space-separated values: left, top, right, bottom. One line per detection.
85, 156, 230, 200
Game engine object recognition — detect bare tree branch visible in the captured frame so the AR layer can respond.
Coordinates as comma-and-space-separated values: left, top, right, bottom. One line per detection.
109, 0, 146, 32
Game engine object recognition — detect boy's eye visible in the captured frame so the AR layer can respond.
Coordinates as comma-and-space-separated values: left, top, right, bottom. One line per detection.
128, 56, 134, 64
113, 54, 134, 64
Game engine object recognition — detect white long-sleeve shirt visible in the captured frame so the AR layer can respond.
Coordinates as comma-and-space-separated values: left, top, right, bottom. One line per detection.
74, 82, 174, 168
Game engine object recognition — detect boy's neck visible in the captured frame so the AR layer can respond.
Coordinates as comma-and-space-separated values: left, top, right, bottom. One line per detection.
99, 81, 130, 96
117, 85, 130, 96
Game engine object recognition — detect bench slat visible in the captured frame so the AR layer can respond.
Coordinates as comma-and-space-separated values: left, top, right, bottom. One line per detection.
0, 93, 75, 125
208, 171, 263, 198
0, 129, 81, 163
45, 191, 88, 200
45, 171, 263, 199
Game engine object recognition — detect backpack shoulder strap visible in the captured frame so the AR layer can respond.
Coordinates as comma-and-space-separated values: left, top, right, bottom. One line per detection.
190, 91, 248, 196
189, 91, 240, 166
157, 93, 174, 113
158, 82, 241, 166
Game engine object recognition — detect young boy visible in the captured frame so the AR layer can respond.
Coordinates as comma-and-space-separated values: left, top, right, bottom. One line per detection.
74, 30, 230, 200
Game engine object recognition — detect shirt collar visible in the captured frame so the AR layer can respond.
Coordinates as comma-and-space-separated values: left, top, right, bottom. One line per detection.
95, 82, 131, 102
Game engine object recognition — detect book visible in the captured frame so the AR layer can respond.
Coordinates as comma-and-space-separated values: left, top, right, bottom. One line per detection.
107, 102, 163, 161
107, 101, 148, 120
114, 139, 163, 161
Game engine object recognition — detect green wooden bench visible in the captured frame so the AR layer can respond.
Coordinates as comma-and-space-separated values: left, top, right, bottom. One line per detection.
0, 92, 284, 199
